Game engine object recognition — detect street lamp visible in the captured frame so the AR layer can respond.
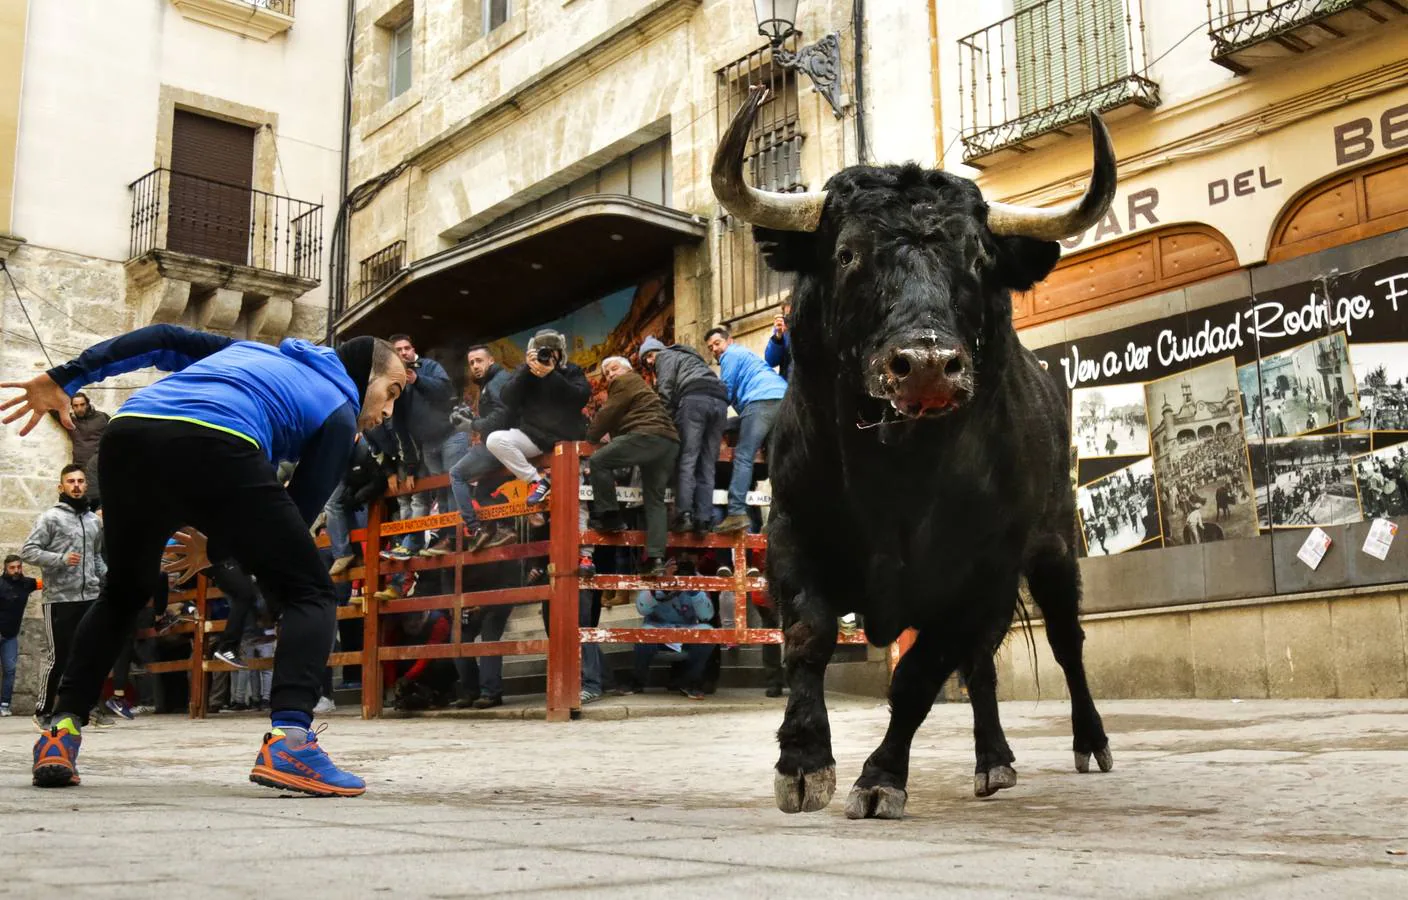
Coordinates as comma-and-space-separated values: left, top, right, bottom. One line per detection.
752, 0, 845, 118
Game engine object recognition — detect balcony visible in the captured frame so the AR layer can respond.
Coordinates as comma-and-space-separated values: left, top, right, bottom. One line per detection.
169, 0, 295, 41
1207, 1, 1407, 74
126, 168, 323, 339
957, 0, 1158, 166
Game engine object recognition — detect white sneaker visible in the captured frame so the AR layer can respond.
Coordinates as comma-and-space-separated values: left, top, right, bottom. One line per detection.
0, 704, 10, 717
313, 696, 336, 715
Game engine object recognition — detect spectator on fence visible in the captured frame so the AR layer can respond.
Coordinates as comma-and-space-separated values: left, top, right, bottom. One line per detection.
385, 335, 465, 561
585, 357, 678, 576
629, 558, 715, 701
0, 554, 38, 717
326, 421, 410, 577
64, 392, 110, 506
764, 302, 792, 381
639, 336, 729, 535
483, 329, 590, 507
449, 344, 518, 552
22, 464, 113, 728
705, 326, 787, 534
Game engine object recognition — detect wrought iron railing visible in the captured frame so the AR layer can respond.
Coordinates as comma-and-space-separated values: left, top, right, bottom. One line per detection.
1207, 0, 1366, 61
957, 0, 1158, 162
249, 0, 296, 14
358, 240, 405, 302
128, 168, 324, 282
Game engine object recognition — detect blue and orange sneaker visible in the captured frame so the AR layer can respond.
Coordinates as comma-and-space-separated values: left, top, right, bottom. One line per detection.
250, 727, 365, 797
526, 475, 551, 505
32, 717, 82, 788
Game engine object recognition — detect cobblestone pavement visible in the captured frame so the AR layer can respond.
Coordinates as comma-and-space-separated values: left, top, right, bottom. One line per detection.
2, 696, 1406, 898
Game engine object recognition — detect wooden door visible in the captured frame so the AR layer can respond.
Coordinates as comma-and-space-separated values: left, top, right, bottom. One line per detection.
168, 110, 255, 264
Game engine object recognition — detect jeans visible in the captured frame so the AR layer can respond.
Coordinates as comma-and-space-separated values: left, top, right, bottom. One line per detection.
453, 604, 513, 699
449, 444, 511, 529
633, 641, 713, 688
0, 635, 17, 707
53, 417, 339, 726
485, 429, 546, 483
589, 433, 679, 558
402, 431, 470, 551
324, 483, 354, 559
675, 395, 728, 527
728, 399, 781, 517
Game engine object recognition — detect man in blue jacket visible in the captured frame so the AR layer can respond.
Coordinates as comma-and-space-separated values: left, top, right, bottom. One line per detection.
386, 334, 463, 560
704, 326, 788, 533
631, 558, 715, 700
1, 324, 405, 795
764, 302, 792, 381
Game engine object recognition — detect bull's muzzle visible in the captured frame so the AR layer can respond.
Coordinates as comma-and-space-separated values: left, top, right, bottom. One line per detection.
867, 333, 973, 418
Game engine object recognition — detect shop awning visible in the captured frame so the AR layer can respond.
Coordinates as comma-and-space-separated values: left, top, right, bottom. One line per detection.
334, 195, 709, 341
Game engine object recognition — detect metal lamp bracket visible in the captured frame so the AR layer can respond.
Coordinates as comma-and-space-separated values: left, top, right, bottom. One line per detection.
773, 33, 845, 118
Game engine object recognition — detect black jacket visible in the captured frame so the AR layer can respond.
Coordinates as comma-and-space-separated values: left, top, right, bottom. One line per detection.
499, 362, 591, 450
0, 574, 38, 640
653, 344, 727, 413
400, 355, 456, 447
451, 363, 513, 436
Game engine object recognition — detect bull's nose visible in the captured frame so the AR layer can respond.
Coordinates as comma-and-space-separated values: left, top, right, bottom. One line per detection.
886, 347, 971, 385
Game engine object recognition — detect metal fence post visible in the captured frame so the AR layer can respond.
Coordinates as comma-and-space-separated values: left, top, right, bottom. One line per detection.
546, 443, 582, 721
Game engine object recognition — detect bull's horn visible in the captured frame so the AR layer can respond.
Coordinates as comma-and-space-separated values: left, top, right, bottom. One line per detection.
987, 112, 1117, 241
712, 85, 828, 233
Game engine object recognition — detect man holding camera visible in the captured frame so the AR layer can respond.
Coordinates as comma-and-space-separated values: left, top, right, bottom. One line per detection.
386, 335, 464, 560
483, 329, 590, 505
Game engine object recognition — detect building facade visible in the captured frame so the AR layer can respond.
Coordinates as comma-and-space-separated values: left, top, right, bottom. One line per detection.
0, 0, 344, 709
933, 0, 1408, 700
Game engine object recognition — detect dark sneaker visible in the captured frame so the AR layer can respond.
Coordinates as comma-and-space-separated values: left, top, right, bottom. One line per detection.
588, 514, 626, 534
579, 689, 602, 705
105, 696, 136, 721
33, 717, 82, 787
482, 525, 517, 549
471, 696, 503, 710
213, 648, 247, 669
692, 518, 711, 536
526, 476, 551, 505
765, 685, 784, 698
88, 707, 115, 729
643, 557, 668, 577
669, 512, 695, 533
467, 525, 492, 552
680, 686, 706, 701
713, 514, 751, 534
328, 555, 356, 577
746, 567, 761, 578
716, 564, 734, 578
250, 727, 366, 797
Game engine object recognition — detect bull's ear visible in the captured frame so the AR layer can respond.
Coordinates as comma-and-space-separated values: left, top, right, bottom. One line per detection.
753, 226, 818, 274
991, 236, 1061, 291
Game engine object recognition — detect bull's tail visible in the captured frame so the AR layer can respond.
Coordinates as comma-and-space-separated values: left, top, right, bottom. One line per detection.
1013, 582, 1041, 700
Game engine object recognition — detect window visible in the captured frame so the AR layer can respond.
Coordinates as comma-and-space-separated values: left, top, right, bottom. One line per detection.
390, 19, 413, 100
1015, 0, 1128, 117
483, 0, 509, 33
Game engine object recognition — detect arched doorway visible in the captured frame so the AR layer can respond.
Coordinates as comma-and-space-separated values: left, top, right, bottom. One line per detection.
1268, 150, 1408, 263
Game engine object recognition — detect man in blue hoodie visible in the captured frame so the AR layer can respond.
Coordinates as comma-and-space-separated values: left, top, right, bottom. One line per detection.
704, 326, 788, 534
0, 324, 405, 796
631, 556, 715, 700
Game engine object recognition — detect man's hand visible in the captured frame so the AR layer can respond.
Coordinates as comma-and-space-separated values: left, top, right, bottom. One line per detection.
773, 314, 787, 337
386, 474, 400, 494
0, 373, 74, 435
527, 356, 555, 378
405, 367, 418, 385
405, 475, 416, 492
161, 528, 211, 583
65, 552, 81, 567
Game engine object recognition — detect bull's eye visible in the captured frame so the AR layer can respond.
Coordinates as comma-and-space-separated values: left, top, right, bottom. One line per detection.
837, 247, 855, 267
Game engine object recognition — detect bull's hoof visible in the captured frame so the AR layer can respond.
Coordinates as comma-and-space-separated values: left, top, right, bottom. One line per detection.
844, 784, 907, 820
973, 765, 1017, 798
1074, 745, 1114, 774
774, 766, 836, 814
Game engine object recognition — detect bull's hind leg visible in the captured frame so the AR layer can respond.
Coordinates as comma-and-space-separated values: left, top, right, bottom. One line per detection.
773, 586, 840, 813
965, 651, 1018, 798
1026, 549, 1112, 773
845, 629, 957, 820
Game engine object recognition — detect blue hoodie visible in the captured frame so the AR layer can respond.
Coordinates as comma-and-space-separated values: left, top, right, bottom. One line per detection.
46, 324, 361, 524
717, 343, 787, 410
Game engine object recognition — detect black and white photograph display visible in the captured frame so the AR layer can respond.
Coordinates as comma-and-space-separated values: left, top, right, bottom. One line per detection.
1251, 435, 1369, 528
1146, 359, 1259, 545
1076, 457, 1159, 556
1070, 382, 1150, 459
1238, 332, 1360, 439
1354, 443, 1408, 519
1344, 342, 1408, 432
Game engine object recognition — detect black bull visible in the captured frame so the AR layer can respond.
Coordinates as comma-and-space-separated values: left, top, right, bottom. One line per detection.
712, 88, 1117, 819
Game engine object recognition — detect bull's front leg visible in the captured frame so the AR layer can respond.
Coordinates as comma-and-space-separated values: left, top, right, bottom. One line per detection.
845, 628, 957, 820
773, 586, 840, 813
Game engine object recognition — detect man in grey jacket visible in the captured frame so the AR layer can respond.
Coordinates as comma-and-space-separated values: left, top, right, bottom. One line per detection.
640, 336, 730, 534
21, 464, 106, 727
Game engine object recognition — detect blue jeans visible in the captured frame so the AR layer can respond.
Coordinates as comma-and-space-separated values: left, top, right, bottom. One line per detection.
675, 394, 728, 526
0, 635, 17, 707
453, 604, 513, 699
449, 443, 510, 529
633, 641, 712, 688
402, 431, 470, 550
324, 482, 367, 561
727, 399, 781, 517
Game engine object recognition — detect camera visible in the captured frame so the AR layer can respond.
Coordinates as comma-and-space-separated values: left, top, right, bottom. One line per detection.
535, 347, 557, 365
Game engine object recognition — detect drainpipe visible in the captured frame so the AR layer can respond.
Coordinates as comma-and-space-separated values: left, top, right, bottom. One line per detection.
327, 0, 355, 344
928, 0, 943, 169
852, 0, 867, 164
